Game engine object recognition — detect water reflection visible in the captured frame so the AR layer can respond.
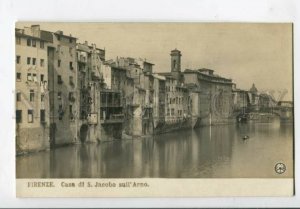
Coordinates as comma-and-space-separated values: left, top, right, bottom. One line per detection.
17, 121, 293, 178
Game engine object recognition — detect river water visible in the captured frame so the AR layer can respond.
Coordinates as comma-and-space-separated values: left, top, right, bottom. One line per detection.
17, 121, 293, 178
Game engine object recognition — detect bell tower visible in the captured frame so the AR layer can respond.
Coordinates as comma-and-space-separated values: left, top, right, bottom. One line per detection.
170, 49, 181, 73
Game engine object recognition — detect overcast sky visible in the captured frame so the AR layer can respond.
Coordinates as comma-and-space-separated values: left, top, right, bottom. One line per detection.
17, 22, 293, 100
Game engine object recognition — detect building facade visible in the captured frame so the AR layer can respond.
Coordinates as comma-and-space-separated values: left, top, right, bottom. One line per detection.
184, 68, 234, 126
158, 49, 192, 131
77, 41, 105, 143
41, 29, 79, 147
15, 26, 51, 154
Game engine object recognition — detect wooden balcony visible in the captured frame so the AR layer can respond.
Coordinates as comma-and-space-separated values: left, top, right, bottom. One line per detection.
100, 114, 124, 124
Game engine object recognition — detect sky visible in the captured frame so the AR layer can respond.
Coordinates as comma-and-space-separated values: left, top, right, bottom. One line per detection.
17, 22, 293, 100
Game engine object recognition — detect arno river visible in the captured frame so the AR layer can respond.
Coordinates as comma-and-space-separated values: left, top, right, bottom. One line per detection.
17, 120, 293, 178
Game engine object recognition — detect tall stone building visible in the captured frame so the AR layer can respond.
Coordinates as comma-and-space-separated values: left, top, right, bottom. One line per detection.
158, 49, 192, 131
184, 68, 234, 126
115, 57, 155, 136
40, 29, 79, 147
152, 74, 166, 131
77, 41, 105, 143
15, 25, 51, 154
100, 63, 127, 139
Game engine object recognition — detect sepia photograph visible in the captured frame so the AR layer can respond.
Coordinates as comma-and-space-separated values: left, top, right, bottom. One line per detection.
14, 22, 294, 196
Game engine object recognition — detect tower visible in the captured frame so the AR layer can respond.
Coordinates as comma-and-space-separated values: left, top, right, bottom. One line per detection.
170, 49, 181, 73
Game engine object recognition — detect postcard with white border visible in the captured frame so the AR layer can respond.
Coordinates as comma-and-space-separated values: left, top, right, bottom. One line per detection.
15, 22, 294, 197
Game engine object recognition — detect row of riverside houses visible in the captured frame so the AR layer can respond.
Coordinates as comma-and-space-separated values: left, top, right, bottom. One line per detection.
15, 25, 275, 154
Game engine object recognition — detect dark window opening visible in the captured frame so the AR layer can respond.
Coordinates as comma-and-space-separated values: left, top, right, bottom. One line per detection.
40, 59, 44, 67
16, 110, 22, 123
40, 109, 45, 123
16, 92, 21, 102
57, 75, 63, 84
30, 90, 34, 102
32, 40, 36, 47
16, 55, 21, 64
16, 73, 21, 81
28, 109, 34, 123
40, 41, 44, 49
40, 74, 44, 82
27, 39, 31, 46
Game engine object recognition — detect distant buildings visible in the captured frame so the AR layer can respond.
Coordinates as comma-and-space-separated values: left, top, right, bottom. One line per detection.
15, 25, 289, 155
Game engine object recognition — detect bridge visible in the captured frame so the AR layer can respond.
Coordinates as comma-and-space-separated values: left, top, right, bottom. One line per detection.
272, 106, 294, 121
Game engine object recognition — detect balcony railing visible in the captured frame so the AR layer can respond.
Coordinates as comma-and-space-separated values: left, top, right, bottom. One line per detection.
100, 114, 124, 124
101, 102, 122, 107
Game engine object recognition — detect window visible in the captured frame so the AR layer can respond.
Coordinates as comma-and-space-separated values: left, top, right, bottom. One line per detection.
58, 60, 61, 67
40, 109, 45, 123
69, 105, 73, 114
32, 40, 36, 47
16, 110, 22, 123
171, 108, 174, 116
28, 109, 33, 123
69, 92, 74, 101
16, 55, 21, 64
27, 57, 31, 65
40, 41, 44, 49
16, 37, 21, 45
27, 39, 31, 46
16, 92, 21, 102
57, 92, 62, 100
69, 62, 73, 70
32, 58, 36, 65
58, 105, 63, 120
69, 38, 72, 43
32, 73, 37, 82
40, 74, 44, 82
30, 90, 34, 102
16, 73, 21, 81
27, 73, 32, 81
57, 75, 62, 84
69, 105, 74, 120
69, 76, 74, 86
41, 94, 44, 102
40, 59, 44, 67
57, 35, 61, 41
69, 47, 73, 55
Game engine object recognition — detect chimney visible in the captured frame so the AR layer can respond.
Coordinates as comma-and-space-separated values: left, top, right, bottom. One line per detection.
56, 30, 63, 35
31, 25, 40, 37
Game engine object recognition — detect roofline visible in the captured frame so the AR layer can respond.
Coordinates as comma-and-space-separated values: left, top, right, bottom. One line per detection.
15, 31, 50, 42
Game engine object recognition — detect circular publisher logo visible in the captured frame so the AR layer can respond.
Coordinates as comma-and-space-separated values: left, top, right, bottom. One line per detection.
275, 162, 286, 174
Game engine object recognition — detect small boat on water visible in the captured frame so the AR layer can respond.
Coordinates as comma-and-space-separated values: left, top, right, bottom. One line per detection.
237, 114, 248, 123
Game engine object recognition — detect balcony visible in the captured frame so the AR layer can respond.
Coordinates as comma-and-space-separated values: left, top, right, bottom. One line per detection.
100, 114, 124, 124
91, 71, 101, 81
144, 103, 153, 108
78, 56, 87, 64
69, 96, 76, 102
